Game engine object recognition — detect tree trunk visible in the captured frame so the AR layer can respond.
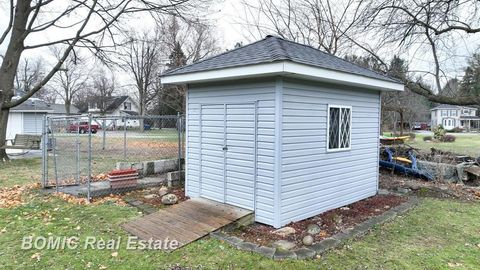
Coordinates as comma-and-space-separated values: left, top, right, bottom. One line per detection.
65, 101, 71, 115
399, 111, 404, 135
0, 109, 9, 161
0, 0, 31, 161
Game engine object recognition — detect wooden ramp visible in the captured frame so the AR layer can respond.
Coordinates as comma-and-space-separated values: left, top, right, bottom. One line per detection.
122, 198, 253, 250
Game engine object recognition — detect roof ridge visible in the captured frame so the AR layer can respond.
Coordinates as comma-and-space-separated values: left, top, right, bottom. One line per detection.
274, 36, 401, 83
163, 37, 273, 75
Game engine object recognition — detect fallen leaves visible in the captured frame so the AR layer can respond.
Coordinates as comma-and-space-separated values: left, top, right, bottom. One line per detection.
0, 183, 40, 208
52, 193, 127, 206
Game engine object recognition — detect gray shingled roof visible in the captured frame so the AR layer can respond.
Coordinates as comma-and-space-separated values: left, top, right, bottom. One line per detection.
431, 104, 477, 110
163, 36, 399, 83
10, 98, 53, 112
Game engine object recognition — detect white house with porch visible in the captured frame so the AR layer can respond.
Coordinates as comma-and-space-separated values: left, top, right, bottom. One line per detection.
431, 104, 479, 131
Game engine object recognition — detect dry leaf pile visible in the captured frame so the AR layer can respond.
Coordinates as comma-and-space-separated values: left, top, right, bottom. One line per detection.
52, 192, 127, 206
0, 183, 41, 208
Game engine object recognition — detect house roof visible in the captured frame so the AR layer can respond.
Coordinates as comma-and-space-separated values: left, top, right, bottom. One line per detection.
122, 110, 139, 116
10, 98, 53, 113
48, 103, 80, 115
161, 36, 403, 91
430, 104, 477, 110
105, 96, 129, 113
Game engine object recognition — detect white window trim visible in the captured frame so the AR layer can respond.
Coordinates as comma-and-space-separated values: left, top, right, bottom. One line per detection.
326, 104, 352, 153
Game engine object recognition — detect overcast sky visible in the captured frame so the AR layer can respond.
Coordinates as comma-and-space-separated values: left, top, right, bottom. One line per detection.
1, 0, 480, 99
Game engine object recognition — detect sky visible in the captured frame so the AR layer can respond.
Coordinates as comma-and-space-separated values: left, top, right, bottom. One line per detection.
1, 0, 480, 100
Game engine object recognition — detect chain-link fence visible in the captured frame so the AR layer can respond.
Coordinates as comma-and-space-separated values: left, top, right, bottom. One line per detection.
42, 114, 185, 200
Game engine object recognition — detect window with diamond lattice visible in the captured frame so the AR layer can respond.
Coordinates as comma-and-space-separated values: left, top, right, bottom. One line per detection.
328, 105, 351, 151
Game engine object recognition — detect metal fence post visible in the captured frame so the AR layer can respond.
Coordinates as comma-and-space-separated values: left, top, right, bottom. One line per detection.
50, 118, 59, 192
76, 116, 80, 185
41, 115, 47, 188
87, 113, 92, 201
177, 112, 182, 178
123, 117, 127, 160
102, 118, 106, 150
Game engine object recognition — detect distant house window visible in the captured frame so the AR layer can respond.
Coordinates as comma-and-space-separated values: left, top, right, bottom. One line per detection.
328, 105, 352, 151
441, 110, 448, 116
124, 102, 131, 110
463, 109, 470, 114
451, 110, 457, 116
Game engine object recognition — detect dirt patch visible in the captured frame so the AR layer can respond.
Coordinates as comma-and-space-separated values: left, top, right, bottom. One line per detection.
380, 169, 480, 201
230, 194, 407, 247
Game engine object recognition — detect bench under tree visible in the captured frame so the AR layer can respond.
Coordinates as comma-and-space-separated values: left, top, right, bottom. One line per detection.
1, 134, 42, 150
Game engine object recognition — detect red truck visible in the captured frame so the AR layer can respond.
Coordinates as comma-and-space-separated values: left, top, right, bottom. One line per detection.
67, 121, 99, 134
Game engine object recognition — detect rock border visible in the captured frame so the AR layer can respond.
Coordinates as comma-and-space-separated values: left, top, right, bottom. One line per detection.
210, 196, 419, 260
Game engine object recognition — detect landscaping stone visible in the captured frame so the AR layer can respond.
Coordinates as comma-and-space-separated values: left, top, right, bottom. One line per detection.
272, 240, 296, 250
294, 248, 316, 260
161, 194, 178, 205
302, 235, 314, 246
310, 238, 340, 254
378, 189, 390, 195
272, 226, 296, 237
395, 187, 410, 194
144, 194, 158, 199
273, 249, 297, 260
158, 186, 169, 197
237, 241, 259, 251
306, 224, 321, 235
254, 246, 275, 258
225, 236, 243, 245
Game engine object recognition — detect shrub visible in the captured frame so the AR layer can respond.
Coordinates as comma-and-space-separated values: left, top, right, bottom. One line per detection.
441, 134, 456, 142
423, 136, 433, 141
432, 125, 446, 141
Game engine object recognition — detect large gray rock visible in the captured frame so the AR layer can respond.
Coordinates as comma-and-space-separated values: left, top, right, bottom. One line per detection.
306, 224, 321, 235
302, 235, 314, 246
272, 240, 296, 251
161, 194, 178, 205
158, 186, 169, 197
272, 226, 296, 237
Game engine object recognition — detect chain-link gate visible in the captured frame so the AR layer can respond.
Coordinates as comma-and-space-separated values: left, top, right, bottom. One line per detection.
42, 114, 185, 200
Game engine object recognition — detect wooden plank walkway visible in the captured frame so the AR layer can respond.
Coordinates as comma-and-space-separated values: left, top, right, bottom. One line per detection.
122, 198, 253, 250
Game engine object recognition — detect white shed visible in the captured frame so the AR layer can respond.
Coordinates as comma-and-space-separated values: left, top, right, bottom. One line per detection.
161, 36, 404, 228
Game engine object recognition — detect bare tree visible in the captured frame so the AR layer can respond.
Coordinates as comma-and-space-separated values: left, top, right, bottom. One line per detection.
49, 51, 88, 115
240, 0, 366, 55
0, 0, 206, 160
90, 69, 117, 115
360, 0, 480, 105
118, 30, 160, 117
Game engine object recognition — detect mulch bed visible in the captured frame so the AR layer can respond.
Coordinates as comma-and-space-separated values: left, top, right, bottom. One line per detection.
124, 185, 189, 207
230, 194, 407, 247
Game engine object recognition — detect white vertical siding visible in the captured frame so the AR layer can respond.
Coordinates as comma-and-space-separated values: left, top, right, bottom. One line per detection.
23, 113, 45, 135
186, 79, 276, 225
280, 78, 381, 226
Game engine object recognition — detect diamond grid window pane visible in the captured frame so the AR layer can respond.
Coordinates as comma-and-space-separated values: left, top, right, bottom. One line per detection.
340, 108, 351, 148
328, 106, 351, 150
329, 107, 340, 149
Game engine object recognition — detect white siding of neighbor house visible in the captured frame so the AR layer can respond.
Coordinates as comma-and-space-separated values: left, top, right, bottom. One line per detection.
6, 112, 23, 140
186, 79, 277, 225
279, 78, 381, 226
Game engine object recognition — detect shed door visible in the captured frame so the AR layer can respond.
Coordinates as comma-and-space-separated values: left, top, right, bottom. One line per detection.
199, 103, 256, 210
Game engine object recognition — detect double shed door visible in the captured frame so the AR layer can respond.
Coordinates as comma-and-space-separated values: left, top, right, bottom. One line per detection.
199, 103, 257, 210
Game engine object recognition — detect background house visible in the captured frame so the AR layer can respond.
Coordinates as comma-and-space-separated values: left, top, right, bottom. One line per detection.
47, 103, 81, 116
88, 95, 141, 129
162, 36, 404, 228
431, 104, 479, 131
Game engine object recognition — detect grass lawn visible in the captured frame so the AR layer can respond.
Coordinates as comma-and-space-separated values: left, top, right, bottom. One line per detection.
408, 133, 480, 157
2, 159, 480, 269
